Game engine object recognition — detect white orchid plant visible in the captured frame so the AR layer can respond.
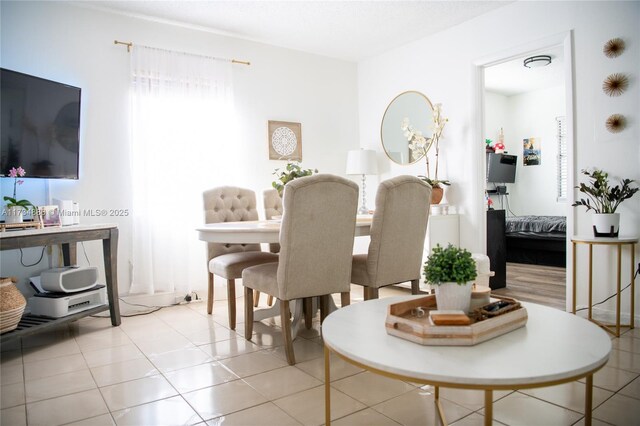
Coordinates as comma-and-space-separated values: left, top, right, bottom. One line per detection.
402, 103, 449, 187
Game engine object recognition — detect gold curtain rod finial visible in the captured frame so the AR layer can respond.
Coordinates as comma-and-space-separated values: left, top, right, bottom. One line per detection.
114, 40, 133, 52
232, 59, 251, 66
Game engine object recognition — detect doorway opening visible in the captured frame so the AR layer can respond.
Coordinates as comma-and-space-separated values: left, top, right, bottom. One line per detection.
474, 32, 575, 311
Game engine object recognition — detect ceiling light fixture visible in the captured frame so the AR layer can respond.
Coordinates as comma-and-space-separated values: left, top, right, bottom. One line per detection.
523, 55, 552, 68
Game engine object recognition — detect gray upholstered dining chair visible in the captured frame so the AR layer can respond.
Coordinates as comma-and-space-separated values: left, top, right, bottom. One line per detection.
203, 187, 279, 329
242, 174, 359, 365
351, 175, 431, 300
250, 188, 283, 308
262, 188, 283, 254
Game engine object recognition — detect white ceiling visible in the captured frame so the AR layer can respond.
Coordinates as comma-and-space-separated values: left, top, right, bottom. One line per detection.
484, 45, 565, 96
80, 0, 512, 62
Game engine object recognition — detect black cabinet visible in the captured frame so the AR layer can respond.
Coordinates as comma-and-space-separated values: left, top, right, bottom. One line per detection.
487, 209, 506, 289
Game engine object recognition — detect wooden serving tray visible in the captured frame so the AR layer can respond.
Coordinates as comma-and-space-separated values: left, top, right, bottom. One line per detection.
385, 295, 528, 346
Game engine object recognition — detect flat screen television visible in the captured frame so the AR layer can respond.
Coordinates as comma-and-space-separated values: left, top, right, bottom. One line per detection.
487, 153, 517, 183
1, 68, 81, 179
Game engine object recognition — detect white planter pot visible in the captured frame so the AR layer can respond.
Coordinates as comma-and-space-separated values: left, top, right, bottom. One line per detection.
435, 281, 473, 313
4, 206, 25, 224
592, 213, 620, 237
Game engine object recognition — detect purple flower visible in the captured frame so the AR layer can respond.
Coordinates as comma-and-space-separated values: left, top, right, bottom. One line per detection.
8, 167, 18, 178
16, 167, 26, 177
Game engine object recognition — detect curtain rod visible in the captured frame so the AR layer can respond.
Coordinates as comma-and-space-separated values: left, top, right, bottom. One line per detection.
113, 40, 251, 66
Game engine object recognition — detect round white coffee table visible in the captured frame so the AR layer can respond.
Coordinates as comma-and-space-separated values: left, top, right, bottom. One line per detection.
322, 296, 611, 426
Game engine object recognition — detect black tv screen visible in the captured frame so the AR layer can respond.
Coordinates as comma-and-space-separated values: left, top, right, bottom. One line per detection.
1, 68, 81, 179
487, 153, 517, 183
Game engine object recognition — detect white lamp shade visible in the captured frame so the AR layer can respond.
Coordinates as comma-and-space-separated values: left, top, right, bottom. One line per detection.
346, 149, 378, 175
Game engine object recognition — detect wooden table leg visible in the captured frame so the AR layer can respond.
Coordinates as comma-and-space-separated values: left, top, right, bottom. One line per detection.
61, 242, 78, 266
585, 374, 593, 426
325, 345, 331, 426
103, 228, 121, 326
484, 389, 493, 426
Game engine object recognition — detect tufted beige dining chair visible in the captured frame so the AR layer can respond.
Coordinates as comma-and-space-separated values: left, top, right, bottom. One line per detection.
351, 175, 431, 300
262, 188, 283, 254
251, 188, 284, 308
203, 187, 279, 329
242, 174, 359, 365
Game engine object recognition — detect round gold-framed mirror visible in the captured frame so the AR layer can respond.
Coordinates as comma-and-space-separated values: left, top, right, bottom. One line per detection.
380, 91, 434, 165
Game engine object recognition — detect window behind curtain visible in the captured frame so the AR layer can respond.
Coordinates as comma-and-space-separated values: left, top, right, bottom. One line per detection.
129, 45, 234, 295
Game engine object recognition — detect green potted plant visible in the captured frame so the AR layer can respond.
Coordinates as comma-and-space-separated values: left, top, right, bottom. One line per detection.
424, 244, 478, 313
572, 168, 638, 237
272, 162, 318, 196
3, 166, 33, 224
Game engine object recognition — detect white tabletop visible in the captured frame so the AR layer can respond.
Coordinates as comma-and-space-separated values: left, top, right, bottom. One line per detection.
322, 296, 611, 388
572, 235, 638, 244
197, 216, 372, 244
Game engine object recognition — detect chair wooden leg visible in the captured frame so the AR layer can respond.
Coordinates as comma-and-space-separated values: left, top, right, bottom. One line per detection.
244, 287, 254, 340
341, 291, 350, 307
320, 295, 330, 324
304, 297, 313, 329
207, 272, 214, 315
411, 279, 420, 295
369, 287, 379, 300
363, 287, 370, 301
281, 300, 296, 365
227, 279, 236, 330
267, 295, 274, 306
254, 290, 261, 307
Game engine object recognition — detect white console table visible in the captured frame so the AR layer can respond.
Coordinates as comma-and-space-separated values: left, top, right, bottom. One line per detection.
0, 223, 120, 343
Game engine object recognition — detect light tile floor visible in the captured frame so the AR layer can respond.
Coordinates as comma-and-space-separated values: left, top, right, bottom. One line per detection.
1, 284, 639, 426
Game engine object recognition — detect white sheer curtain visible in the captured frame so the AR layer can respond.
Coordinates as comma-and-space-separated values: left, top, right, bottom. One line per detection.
129, 45, 234, 295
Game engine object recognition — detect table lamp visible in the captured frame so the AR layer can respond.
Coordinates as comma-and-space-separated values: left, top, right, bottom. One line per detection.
346, 149, 378, 214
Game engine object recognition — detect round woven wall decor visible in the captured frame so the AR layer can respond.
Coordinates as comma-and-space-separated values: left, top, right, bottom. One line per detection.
605, 114, 626, 133
603, 38, 625, 58
602, 73, 629, 97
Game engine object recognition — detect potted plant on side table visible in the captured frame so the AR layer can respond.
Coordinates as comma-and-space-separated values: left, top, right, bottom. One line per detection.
572, 168, 638, 237
424, 244, 478, 313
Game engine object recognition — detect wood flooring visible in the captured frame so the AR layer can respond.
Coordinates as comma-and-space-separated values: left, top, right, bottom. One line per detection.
492, 262, 566, 310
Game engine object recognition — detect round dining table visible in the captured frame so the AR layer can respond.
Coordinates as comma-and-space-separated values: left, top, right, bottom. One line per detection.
197, 215, 373, 244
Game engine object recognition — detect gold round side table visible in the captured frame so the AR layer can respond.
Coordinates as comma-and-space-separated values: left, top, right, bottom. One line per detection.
571, 235, 638, 337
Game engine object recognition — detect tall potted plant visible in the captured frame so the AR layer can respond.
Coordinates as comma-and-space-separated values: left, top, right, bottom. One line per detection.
572, 168, 638, 237
404, 103, 450, 204
424, 244, 478, 313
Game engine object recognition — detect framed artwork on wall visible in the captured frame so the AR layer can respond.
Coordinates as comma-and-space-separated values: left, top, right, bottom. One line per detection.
523, 137, 541, 166
268, 121, 302, 161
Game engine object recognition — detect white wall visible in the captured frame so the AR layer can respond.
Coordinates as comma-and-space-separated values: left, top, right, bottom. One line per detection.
506, 86, 565, 216
485, 86, 565, 216
484, 92, 508, 150
358, 1, 639, 314
0, 1, 359, 295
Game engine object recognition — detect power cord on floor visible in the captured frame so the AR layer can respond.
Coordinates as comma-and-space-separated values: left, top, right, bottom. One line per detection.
575, 263, 639, 312
91, 293, 201, 318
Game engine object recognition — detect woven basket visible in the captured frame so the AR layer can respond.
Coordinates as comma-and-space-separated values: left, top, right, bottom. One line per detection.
0, 277, 27, 334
